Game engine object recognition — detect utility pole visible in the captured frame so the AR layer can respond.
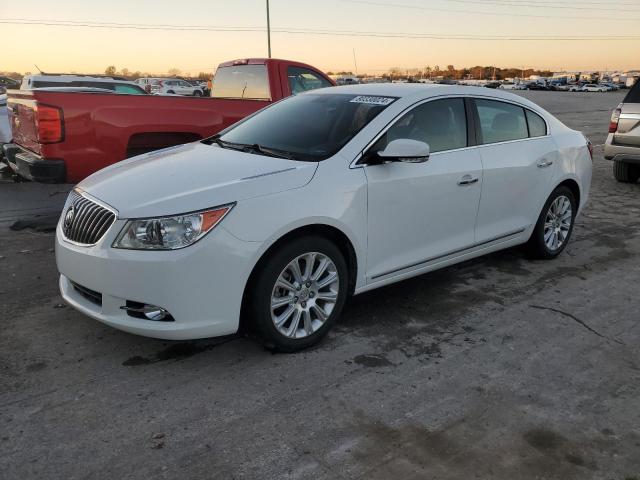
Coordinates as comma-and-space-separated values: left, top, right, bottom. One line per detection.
266, 0, 272, 58
353, 49, 358, 77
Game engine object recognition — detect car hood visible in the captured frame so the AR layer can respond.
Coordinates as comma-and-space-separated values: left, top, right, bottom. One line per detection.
78, 142, 318, 218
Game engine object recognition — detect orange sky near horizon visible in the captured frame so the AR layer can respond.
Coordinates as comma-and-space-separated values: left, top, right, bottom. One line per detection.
1, 0, 638, 76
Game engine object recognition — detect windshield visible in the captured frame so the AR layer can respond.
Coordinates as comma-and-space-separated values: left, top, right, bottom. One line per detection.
212, 93, 396, 161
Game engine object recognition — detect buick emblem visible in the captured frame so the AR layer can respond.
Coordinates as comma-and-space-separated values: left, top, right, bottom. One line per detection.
63, 205, 75, 231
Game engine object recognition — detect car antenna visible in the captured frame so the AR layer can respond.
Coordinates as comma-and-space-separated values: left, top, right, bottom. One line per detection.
34, 64, 45, 74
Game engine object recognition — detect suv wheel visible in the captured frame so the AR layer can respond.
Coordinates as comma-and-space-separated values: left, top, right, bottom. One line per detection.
247, 236, 348, 352
613, 160, 640, 183
527, 186, 576, 259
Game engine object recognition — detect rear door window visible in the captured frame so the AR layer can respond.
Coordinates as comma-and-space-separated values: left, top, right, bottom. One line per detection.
475, 99, 528, 144
212, 64, 270, 100
287, 67, 333, 95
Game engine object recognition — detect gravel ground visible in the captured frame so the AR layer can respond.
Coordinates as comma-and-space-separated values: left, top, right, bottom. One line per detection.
1, 90, 639, 480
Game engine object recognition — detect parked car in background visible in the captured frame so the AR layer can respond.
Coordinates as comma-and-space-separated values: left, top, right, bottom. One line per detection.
3, 58, 334, 182
605, 80, 640, 182
582, 84, 608, 92
483, 81, 501, 89
568, 84, 584, 92
0, 93, 11, 148
553, 84, 570, 91
134, 77, 163, 93
601, 82, 619, 91
155, 79, 204, 96
20, 74, 147, 94
527, 82, 548, 91
54, 84, 592, 351
0, 76, 20, 90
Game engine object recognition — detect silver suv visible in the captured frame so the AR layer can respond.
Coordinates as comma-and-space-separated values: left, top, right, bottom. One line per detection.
605, 81, 640, 182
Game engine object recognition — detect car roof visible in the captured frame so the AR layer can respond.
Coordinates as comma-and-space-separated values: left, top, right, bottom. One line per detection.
306, 83, 542, 109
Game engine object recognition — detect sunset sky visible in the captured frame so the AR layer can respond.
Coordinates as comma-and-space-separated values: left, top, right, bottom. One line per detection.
1, 0, 638, 75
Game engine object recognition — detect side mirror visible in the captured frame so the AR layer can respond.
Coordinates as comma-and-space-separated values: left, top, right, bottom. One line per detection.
377, 139, 430, 163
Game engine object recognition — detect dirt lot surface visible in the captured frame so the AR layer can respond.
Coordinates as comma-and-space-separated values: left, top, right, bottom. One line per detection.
1, 91, 639, 479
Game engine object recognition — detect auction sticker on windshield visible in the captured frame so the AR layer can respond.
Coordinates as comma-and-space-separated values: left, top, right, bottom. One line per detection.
350, 96, 396, 106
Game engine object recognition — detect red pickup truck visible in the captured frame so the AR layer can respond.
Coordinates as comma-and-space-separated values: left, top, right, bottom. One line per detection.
3, 58, 334, 183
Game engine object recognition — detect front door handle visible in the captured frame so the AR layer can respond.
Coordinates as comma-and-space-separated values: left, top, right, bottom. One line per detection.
537, 159, 554, 168
458, 175, 479, 186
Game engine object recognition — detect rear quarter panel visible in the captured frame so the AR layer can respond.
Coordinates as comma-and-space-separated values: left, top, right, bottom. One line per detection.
551, 128, 592, 214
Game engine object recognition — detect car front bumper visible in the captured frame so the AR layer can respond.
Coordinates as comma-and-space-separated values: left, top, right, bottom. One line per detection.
2, 143, 66, 183
56, 214, 260, 340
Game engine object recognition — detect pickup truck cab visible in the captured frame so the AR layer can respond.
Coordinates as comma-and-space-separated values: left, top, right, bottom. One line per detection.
3, 58, 334, 183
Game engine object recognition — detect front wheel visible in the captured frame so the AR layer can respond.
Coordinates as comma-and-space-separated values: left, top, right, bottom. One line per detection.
247, 236, 349, 352
526, 186, 576, 259
193, 90, 203, 96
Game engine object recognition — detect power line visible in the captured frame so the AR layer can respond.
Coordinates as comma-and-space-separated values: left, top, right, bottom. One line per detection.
466, 0, 640, 6
2, 18, 640, 40
446, 0, 640, 12
339, 0, 640, 21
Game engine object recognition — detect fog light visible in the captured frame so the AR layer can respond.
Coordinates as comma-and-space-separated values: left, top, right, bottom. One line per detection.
120, 301, 174, 322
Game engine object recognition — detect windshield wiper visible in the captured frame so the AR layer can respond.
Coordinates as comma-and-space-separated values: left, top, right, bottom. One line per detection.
244, 144, 296, 160
204, 137, 246, 151
203, 138, 296, 160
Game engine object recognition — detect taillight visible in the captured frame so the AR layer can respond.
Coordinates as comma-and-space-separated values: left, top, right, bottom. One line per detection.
35, 104, 63, 143
609, 104, 622, 133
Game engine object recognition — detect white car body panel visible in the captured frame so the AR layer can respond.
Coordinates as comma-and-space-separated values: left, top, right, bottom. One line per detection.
55, 84, 592, 339
79, 142, 318, 219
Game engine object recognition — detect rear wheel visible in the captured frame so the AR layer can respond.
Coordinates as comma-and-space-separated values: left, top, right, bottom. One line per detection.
247, 236, 348, 352
167, 90, 175, 94
613, 160, 640, 183
527, 186, 576, 259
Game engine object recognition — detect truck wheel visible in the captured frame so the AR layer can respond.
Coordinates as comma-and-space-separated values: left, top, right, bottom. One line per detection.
526, 186, 576, 259
247, 236, 348, 352
613, 160, 640, 183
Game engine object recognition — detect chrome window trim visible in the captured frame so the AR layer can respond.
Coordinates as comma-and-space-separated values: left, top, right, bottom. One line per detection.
350, 93, 552, 169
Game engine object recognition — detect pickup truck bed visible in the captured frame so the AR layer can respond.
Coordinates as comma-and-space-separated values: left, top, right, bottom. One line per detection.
3, 58, 334, 183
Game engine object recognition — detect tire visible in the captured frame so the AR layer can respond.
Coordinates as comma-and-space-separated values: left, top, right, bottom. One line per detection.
193, 90, 203, 97
247, 236, 349, 352
526, 186, 577, 259
613, 160, 640, 183
167, 90, 175, 94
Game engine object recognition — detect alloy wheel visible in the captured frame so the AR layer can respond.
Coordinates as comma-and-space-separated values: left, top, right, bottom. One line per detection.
544, 195, 572, 251
270, 252, 339, 339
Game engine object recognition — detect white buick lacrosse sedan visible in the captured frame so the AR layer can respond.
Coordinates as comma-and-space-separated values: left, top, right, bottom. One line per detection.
56, 84, 592, 351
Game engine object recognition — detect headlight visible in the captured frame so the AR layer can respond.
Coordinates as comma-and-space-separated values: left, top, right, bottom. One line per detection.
112, 204, 233, 250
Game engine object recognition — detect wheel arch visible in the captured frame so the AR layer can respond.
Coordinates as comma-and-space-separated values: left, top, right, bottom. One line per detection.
239, 223, 359, 331
556, 177, 581, 208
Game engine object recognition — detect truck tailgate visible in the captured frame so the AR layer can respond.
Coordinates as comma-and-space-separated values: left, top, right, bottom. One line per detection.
7, 94, 41, 155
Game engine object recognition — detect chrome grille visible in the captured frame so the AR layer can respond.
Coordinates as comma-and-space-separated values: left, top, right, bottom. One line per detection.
62, 192, 116, 245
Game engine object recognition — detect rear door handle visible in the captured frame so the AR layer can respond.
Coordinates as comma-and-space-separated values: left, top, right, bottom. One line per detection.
458, 175, 479, 186
537, 159, 553, 168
